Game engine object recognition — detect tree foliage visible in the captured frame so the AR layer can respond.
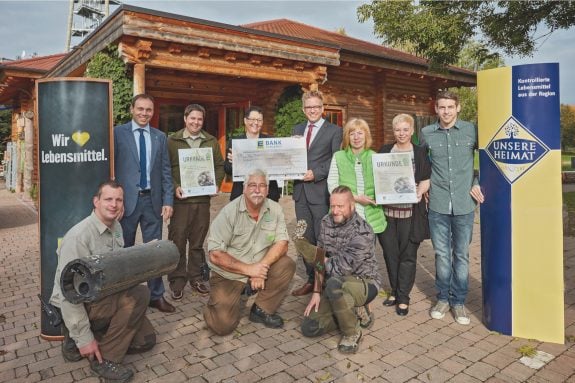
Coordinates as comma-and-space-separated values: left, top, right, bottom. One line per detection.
85, 44, 133, 125
561, 104, 575, 151
450, 41, 505, 124
0, 109, 12, 153
358, 1, 575, 69
274, 85, 305, 137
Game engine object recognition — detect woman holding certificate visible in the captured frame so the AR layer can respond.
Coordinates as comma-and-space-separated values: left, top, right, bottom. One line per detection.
378, 114, 431, 316
327, 118, 387, 242
224, 106, 280, 202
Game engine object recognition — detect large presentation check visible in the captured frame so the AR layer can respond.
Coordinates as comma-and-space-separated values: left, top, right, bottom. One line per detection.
179, 148, 217, 197
372, 152, 418, 204
232, 137, 307, 181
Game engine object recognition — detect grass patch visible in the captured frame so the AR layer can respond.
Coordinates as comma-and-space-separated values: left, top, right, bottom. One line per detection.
517, 344, 537, 358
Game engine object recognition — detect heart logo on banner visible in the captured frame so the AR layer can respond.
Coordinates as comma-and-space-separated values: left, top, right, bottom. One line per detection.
71, 131, 90, 147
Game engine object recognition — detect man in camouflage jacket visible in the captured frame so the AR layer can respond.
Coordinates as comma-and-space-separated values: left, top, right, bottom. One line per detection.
300, 185, 381, 354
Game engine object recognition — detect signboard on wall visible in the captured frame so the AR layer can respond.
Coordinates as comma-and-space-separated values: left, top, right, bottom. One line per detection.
36, 78, 112, 338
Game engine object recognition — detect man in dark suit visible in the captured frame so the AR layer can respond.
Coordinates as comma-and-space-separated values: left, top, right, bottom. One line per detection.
114, 94, 175, 313
291, 90, 343, 296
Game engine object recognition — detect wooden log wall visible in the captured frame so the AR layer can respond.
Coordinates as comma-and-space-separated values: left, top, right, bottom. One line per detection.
382, 71, 436, 144
321, 65, 377, 149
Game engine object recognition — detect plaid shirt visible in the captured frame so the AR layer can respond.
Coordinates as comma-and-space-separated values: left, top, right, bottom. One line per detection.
421, 119, 478, 215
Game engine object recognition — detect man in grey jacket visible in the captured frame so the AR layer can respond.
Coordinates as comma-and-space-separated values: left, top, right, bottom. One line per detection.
300, 185, 380, 354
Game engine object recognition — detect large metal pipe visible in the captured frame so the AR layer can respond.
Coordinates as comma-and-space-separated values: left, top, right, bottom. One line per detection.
60, 240, 179, 304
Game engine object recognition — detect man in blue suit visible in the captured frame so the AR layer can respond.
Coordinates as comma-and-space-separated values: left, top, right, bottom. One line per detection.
291, 90, 342, 296
114, 94, 175, 313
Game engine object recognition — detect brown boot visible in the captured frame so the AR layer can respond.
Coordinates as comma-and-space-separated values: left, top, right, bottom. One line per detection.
291, 282, 313, 296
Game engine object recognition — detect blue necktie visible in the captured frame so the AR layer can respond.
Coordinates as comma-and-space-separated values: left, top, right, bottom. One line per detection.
139, 129, 147, 189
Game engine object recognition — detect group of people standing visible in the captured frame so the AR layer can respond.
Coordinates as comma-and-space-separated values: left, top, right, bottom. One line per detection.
49, 89, 484, 382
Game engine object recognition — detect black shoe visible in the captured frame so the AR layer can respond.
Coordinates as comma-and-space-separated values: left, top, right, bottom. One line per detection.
61, 326, 82, 362
90, 359, 134, 383
396, 304, 409, 316
382, 297, 396, 307
148, 297, 175, 313
249, 304, 284, 328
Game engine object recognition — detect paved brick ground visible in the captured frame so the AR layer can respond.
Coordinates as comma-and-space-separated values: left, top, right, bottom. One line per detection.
1, 181, 574, 382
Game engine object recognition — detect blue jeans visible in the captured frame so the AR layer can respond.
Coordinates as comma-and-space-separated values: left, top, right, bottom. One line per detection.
428, 209, 475, 306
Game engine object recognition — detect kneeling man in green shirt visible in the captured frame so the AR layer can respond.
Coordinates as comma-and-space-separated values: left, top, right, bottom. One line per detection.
204, 169, 295, 335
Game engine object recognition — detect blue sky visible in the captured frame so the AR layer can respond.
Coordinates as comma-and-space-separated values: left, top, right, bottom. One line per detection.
1, 0, 574, 104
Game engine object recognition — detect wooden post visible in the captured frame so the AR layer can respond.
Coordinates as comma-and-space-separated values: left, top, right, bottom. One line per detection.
133, 63, 146, 95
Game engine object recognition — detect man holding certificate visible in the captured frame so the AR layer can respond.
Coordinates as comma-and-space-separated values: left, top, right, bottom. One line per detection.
167, 104, 225, 301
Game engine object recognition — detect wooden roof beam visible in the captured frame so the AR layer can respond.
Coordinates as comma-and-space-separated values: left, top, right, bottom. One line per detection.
123, 13, 340, 66
143, 50, 326, 84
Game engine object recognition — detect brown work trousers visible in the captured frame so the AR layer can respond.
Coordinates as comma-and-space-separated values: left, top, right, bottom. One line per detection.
203, 255, 295, 336
168, 202, 210, 291
86, 285, 154, 362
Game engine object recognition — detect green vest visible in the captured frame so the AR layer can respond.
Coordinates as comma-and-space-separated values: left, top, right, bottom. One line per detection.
334, 149, 386, 233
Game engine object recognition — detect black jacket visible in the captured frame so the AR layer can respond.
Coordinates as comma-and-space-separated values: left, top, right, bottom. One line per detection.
379, 143, 431, 242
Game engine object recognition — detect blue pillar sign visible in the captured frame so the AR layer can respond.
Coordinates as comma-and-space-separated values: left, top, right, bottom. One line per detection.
478, 63, 564, 343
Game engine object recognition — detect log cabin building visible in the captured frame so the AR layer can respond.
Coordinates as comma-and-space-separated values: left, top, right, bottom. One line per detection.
0, 4, 475, 197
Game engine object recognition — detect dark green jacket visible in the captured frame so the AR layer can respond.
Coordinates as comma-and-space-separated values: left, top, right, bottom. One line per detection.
168, 129, 225, 204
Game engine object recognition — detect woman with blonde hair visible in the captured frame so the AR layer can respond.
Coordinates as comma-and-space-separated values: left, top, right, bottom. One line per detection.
327, 118, 385, 327
327, 118, 386, 234
379, 113, 431, 316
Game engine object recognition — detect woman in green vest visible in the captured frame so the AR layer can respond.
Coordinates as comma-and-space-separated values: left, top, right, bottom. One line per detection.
327, 118, 387, 238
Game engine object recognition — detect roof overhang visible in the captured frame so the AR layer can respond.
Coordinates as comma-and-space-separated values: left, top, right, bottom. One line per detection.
0, 67, 46, 105
49, 5, 340, 84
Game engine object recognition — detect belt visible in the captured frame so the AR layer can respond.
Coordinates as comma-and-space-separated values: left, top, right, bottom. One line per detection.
138, 189, 151, 195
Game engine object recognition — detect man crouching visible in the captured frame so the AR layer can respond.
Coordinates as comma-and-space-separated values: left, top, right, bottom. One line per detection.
50, 181, 155, 383
203, 169, 295, 335
301, 185, 381, 353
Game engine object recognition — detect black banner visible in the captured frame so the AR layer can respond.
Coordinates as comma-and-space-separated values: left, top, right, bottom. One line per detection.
37, 79, 112, 338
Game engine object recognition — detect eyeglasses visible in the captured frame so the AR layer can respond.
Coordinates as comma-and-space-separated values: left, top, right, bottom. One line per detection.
246, 118, 263, 123
247, 183, 268, 190
303, 105, 323, 111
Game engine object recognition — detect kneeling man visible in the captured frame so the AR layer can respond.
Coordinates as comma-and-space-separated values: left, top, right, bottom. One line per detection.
50, 181, 155, 383
301, 185, 381, 354
204, 169, 295, 335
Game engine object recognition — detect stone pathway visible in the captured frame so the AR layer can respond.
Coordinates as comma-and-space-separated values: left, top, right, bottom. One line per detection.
1, 181, 574, 382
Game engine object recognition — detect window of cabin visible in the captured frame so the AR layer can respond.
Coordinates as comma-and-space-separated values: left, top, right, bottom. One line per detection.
323, 107, 344, 127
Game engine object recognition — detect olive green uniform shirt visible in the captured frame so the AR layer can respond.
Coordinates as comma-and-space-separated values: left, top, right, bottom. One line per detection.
50, 212, 124, 348
207, 196, 289, 282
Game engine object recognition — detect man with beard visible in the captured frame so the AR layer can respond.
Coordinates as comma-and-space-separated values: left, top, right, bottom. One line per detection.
301, 185, 381, 354
203, 169, 295, 335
